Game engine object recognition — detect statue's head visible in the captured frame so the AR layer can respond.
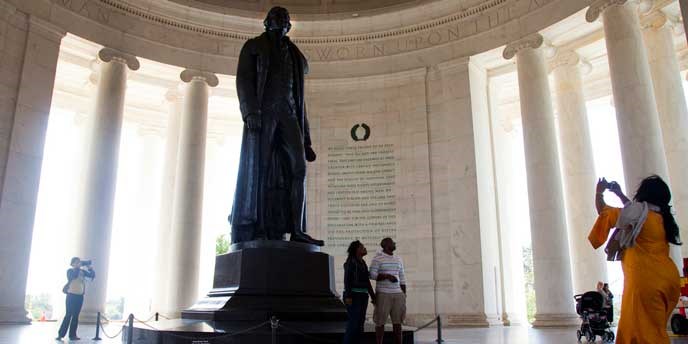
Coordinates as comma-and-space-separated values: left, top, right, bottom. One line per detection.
264, 7, 291, 36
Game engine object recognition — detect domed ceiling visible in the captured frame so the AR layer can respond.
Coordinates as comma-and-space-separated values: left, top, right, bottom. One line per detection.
167, 0, 446, 17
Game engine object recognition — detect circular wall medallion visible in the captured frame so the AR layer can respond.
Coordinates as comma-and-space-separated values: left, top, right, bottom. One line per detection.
350, 123, 371, 141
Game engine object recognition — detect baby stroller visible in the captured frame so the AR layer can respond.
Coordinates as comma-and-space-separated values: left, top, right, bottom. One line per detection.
575, 291, 615, 343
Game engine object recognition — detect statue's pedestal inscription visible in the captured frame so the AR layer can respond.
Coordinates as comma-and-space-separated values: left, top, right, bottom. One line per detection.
326, 144, 397, 251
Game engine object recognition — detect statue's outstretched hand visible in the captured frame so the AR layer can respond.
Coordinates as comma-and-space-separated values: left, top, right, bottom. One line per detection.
305, 145, 317, 162
245, 113, 261, 130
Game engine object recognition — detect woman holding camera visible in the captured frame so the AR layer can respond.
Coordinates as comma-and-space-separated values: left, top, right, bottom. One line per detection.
57, 257, 95, 341
589, 176, 680, 343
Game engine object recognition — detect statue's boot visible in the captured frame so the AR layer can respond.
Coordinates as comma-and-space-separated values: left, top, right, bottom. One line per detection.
289, 178, 324, 246
290, 231, 324, 246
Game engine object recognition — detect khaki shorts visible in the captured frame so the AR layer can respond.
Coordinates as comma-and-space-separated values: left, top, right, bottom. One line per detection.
373, 292, 406, 326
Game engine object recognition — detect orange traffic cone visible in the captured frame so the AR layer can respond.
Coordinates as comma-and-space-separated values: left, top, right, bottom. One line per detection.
39, 312, 46, 322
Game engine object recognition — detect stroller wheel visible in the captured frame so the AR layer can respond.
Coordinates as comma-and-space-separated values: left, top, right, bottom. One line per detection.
607, 331, 615, 342
576, 329, 582, 343
671, 314, 687, 334
585, 330, 595, 343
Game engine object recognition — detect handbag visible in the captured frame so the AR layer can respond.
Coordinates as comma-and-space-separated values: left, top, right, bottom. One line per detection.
62, 282, 70, 294
605, 228, 624, 261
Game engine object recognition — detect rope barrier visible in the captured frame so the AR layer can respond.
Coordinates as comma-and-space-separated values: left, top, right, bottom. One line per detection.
155, 312, 172, 320
98, 320, 125, 339
414, 316, 439, 332
277, 322, 338, 344
95, 312, 445, 343
158, 320, 271, 341
412, 315, 443, 343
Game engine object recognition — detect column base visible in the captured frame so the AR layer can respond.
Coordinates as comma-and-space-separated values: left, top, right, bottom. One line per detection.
0, 306, 31, 324
501, 312, 525, 326
443, 313, 500, 327
78, 310, 107, 324
531, 313, 580, 327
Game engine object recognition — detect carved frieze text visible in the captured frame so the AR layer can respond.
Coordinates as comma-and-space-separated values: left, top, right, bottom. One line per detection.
49, 0, 561, 62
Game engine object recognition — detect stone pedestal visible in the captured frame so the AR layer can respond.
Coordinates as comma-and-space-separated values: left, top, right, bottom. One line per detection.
183, 240, 347, 322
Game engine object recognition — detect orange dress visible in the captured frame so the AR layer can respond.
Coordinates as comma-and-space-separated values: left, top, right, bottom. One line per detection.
589, 206, 680, 344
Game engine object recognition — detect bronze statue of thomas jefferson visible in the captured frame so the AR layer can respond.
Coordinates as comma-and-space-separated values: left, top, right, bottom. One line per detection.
229, 7, 323, 246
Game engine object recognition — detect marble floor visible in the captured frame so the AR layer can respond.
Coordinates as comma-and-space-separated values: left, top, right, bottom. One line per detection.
2, 322, 688, 344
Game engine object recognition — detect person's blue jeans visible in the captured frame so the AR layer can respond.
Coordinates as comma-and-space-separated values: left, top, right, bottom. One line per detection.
58, 293, 84, 339
343, 293, 369, 344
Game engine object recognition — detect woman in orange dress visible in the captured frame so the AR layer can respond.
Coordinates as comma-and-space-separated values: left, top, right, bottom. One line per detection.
589, 175, 681, 343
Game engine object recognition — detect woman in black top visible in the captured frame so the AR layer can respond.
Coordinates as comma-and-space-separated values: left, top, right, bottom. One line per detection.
342, 240, 376, 344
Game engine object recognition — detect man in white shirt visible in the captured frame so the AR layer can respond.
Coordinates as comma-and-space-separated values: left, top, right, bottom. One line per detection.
369, 237, 406, 344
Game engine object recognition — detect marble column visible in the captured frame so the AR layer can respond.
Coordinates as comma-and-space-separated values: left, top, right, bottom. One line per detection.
551, 51, 608, 294
163, 70, 218, 316
588, 0, 682, 269
151, 88, 182, 316
124, 127, 163, 317
76, 48, 139, 321
488, 80, 527, 325
503, 33, 578, 327
0, 15, 65, 323
586, 0, 670, 191
642, 11, 688, 258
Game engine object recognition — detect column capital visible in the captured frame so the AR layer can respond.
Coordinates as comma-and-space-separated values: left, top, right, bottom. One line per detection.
180, 69, 219, 87
164, 86, 184, 103
550, 50, 581, 71
98, 48, 140, 71
502, 33, 544, 60
586, 0, 628, 23
641, 10, 669, 30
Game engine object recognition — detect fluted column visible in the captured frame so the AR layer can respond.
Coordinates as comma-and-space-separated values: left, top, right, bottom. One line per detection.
503, 34, 578, 327
163, 69, 218, 316
551, 51, 608, 294
76, 48, 139, 321
642, 11, 688, 257
586, 0, 670, 190
151, 88, 183, 316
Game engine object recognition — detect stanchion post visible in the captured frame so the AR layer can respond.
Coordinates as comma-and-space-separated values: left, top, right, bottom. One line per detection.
436, 315, 443, 343
155, 312, 159, 322
271, 316, 279, 344
127, 313, 134, 344
92, 312, 102, 341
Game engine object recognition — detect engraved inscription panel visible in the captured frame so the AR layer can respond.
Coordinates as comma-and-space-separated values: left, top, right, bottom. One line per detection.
326, 143, 397, 253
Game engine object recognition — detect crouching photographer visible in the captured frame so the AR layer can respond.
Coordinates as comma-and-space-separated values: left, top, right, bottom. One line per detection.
56, 257, 96, 341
